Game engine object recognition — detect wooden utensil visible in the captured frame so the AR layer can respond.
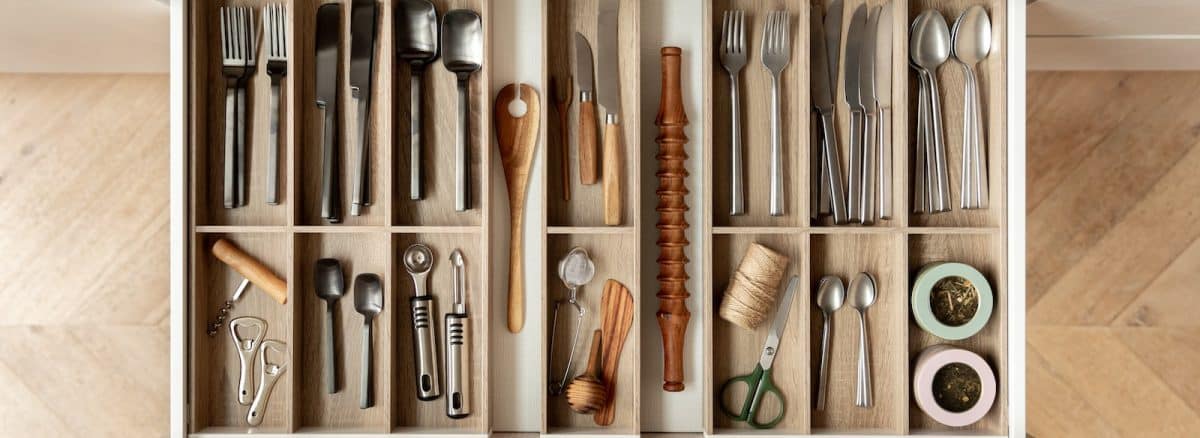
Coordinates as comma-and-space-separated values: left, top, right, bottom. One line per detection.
566, 329, 607, 414
494, 83, 540, 333
602, 120, 622, 226
594, 279, 633, 426
655, 47, 691, 392
551, 76, 572, 201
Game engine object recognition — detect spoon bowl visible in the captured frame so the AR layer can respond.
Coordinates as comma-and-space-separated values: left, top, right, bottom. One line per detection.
816, 276, 846, 314
441, 10, 483, 77
353, 273, 383, 409
396, 0, 439, 65
847, 272, 878, 311
911, 10, 951, 73
953, 6, 992, 66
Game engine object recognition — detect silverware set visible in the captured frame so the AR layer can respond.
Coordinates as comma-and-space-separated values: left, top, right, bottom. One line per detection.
814, 272, 876, 411
721, 10, 792, 217
219, 6, 266, 208
911, 6, 991, 214
311, 259, 385, 409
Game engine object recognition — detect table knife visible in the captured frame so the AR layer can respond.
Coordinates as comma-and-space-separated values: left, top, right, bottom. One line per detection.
349, 0, 378, 217
820, 0, 844, 218
315, 4, 342, 223
875, 2, 894, 219
596, 0, 622, 226
843, 5, 867, 223
810, 7, 847, 225
574, 33, 599, 186
859, 6, 880, 225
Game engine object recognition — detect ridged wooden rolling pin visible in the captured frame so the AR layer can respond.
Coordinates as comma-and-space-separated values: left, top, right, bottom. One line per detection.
654, 46, 691, 392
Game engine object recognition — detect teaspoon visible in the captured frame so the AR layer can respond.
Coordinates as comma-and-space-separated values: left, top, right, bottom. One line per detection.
911, 10, 952, 213
848, 272, 877, 408
815, 276, 845, 411
952, 6, 991, 210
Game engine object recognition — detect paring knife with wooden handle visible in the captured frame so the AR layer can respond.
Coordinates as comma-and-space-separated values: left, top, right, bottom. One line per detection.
596, 0, 622, 226
574, 33, 599, 186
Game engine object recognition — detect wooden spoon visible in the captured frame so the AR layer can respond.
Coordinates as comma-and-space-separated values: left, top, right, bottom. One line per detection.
594, 279, 633, 426
494, 83, 540, 333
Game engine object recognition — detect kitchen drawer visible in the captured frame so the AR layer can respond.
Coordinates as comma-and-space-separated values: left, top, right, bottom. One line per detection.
169, 1, 1026, 437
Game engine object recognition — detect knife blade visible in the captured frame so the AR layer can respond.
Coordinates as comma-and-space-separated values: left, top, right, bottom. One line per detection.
875, 2, 894, 219
595, 0, 622, 225
843, 4, 867, 222
573, 32, 600, 185
349, 0, 378, 216
823, 0, 843, 95
810, 6, 848, 224
315, 3, 342, 222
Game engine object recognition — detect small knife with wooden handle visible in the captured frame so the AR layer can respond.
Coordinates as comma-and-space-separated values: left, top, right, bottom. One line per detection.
574, 33, 600, 186
595, 0, 622, 226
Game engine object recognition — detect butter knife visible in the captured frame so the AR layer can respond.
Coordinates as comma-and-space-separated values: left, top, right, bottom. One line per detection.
859, 6, 881, 224
843, 4, 867, 223
315, 4, 342, 223
875, 2, 894, 219
349, 0, 378, 216
810, 6, 847, 224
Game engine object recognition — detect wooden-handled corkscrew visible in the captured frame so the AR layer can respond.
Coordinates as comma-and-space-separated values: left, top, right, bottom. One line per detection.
655, 47, 691, 392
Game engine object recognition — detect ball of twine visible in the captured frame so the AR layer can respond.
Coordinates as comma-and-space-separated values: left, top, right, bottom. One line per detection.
719, 243, 790, 330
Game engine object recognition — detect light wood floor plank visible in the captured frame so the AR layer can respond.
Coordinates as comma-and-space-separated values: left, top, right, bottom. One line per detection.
1027, 326, 1200, 437
1026, 339, 1119, 438
1114, 235, 1200, 328
1115, 328, 1200, 415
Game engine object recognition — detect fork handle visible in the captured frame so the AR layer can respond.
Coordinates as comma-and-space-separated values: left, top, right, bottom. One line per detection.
224, 83, 237, 209
768, 77, 783, 217
730, 74, 745, 216
267, 79, 281, 205
236, 85, 249, 206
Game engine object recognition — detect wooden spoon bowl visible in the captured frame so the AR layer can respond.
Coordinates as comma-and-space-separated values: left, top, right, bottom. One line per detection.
566, 330, 607, 414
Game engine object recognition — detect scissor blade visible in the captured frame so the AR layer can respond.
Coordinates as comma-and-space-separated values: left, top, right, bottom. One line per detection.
759, 275, 800, 369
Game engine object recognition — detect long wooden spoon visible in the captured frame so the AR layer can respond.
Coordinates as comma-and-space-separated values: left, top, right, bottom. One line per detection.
495, 83, 540, 333
594, 279, 633, 426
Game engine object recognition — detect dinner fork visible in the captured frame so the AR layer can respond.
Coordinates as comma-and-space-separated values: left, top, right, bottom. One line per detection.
720, 10, 747, 216
238, 7, 257, 207
220, 6, 249, 208
264, 4, 287, 205
761, 10, 791, 217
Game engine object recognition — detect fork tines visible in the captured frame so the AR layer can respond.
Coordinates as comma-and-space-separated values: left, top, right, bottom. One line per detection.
219, 6, 247, 71
264, 3, 288, 76
761, 10, 791, 66
720, 10, 747, 73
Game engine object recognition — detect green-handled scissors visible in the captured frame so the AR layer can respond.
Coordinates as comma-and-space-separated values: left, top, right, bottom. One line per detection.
719, 275, 800, 429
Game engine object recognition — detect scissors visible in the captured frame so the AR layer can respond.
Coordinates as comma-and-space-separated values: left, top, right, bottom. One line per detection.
719, 275, 800, 429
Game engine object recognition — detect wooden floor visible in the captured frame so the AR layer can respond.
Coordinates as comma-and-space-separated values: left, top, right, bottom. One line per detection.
1, 72, 1197, 437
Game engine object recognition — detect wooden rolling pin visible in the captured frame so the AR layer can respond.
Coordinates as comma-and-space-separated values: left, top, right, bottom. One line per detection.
654, 47, 691, 392
494, 83, 540, 333
212, 238, 287, 304
594, 279, 633, 426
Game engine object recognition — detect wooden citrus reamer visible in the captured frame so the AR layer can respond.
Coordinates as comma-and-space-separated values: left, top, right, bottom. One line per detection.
654, 46, 691, 392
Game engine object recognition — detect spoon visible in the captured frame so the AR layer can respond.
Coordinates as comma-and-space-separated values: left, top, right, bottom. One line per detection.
354, 273, 383, 409
815, 276, 845, 411
952, 6, 991, 210
396, 0, 439, 201
495, 83, 540, 333
441, 9, 483, 212
403, 243, 441, 400
549, 247, 596, 394
313, 258, 345, 394
847, 272, 877, 407
911, 10, 952, 213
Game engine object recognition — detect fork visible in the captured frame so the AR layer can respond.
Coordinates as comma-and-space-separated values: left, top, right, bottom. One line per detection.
238, 7, 257, 207
761, 10, 791, 217
220, 6, 249, 208
720, 10, 747, 216
264, 4, 287, 205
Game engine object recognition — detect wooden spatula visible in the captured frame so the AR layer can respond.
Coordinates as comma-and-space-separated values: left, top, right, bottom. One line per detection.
494, 83, 540, 333
594, 279, 633, 426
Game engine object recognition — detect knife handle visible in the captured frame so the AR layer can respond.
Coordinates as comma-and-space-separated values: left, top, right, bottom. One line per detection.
351, 88, 371, 216
602, 116, 622, 226
578, 95, 600, 185
846, 110, 864, 223
319, 101, 342, 223
861, 112, 877, 224
878, 107, 892, 219
820, 111, 849, 224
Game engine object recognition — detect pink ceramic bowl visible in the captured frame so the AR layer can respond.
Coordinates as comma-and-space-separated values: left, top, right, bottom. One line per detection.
913, 344, 997, 427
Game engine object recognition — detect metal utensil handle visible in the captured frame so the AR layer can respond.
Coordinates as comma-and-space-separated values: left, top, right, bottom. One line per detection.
730, 73, 745, 216
816, 315, 832, 410
959, 65, 973, 210
445, 313, 470, 418
247, 365, 283, 426
856, 311, 873, 407
351, 88, 370, 216
971, 70, 989, 209
927, 74, 951, 212
236, 85, 248, 206
877, 107, 891, 218
360, 320, 373, 408
224, 83, 238, 208
267, 80, 281, 205
768, 76, 783, 216
319, 101, 342, 222
861, 112, 877, 224
236, 344, 255, 405
811, 112, 822, 219
324, 302, 337, 394
410, 70, 424, 200
820, 111, 848, 224
455, 77, 471, 211
846, 110, 864, 222
411, 295, 441, 400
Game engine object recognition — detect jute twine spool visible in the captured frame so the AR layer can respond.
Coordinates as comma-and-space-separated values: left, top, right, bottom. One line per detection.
719, 243, 790, 330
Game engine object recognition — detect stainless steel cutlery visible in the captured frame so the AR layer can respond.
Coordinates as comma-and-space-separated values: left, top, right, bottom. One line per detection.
315, 3, 342, 223
875, 3, 894, 220
354, 273, 384, 409
349, 0, 380, 217
396, 0, 439, 201
844, 5, 868, 223
911, 10, 953, 214
446, 249, 471, 418
952, 6, 991, 210
720, 10, 747, 216
263, 4, 287, 206
761, 10, 791, 217
441, 10, 483, 212
811, 4, 848, 224
219, 6, 255, 208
